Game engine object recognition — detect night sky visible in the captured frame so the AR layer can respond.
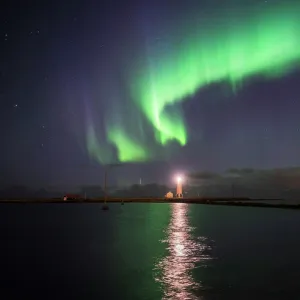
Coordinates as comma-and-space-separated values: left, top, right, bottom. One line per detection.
1, 0, 300, 189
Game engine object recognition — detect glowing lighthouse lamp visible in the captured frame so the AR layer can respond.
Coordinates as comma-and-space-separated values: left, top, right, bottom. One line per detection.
175, 175, 184, 198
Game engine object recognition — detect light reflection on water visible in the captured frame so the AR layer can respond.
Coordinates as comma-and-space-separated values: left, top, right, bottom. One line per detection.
155, 203, 213, 300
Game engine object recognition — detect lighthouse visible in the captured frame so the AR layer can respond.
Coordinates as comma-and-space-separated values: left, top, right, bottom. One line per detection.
176, 176, 183, 198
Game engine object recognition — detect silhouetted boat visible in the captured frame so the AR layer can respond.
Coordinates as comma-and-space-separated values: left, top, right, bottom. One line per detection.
102, 204, 109, 210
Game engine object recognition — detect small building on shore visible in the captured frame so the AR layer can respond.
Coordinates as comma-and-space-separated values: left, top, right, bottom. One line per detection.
165, 191, 174, 199
63, 194, 82, 201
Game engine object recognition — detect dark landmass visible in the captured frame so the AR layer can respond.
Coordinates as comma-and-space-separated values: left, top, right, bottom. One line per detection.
0, 184, 299, 210
0, 197, 299, 210
0, 184, 298, 199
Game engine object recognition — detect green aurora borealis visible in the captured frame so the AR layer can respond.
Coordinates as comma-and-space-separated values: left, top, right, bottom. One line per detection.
87, 2, 300, 164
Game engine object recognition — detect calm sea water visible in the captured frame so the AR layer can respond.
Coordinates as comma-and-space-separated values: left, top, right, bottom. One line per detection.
0, 203, 299, 299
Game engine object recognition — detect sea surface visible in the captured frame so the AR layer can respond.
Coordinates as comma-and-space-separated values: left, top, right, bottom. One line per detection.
0, 203, 299, 299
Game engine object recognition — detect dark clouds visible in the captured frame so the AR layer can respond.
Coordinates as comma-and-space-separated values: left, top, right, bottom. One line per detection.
187, 167, 300, 199
188, 171, 221, 180
189, 167, 300, 187
225, 168, 255, 175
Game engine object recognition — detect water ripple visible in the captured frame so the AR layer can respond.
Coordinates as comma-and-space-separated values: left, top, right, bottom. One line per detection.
154, 203, 213, 299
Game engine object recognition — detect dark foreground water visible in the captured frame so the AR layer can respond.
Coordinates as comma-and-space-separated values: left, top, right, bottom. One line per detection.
0, 203, 299, 299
